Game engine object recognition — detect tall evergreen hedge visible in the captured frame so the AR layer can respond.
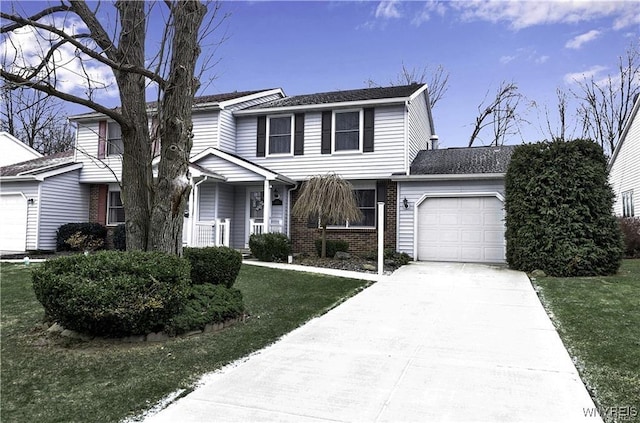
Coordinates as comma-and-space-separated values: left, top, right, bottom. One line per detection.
504, 139, 623, 276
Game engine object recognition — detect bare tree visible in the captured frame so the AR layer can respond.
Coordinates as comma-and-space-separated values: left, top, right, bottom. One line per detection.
573, 42, 640, 155
292, 174, 363, 259
468, 81, 524, 147
1, 1, 223, 254
366, 63, 449, 108
1, 83, 74, 154
536, 87, 575, 142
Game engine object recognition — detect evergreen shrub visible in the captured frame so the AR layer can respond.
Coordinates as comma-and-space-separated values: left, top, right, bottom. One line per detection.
249, 233, 292, 262
314, 239, 349, 258
56, 222, 107, 251
504, 139, 623, 276
183, 246, 242, 288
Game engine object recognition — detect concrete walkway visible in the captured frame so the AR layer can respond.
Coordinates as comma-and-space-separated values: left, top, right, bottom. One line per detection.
144, 261, 600, 423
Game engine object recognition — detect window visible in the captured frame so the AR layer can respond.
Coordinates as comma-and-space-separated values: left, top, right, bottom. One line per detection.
622, 190, 635, 217
107, 122, 123, 156
330, 188, 376, 228
267, 115, 293, 155
107, 190, 125, 225
334, 110, 362, 152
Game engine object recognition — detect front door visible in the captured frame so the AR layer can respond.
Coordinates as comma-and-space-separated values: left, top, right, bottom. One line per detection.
248, 190, 264, 243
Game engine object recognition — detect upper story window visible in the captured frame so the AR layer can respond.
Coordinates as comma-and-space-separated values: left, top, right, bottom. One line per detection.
333, 110, 362, 152
622, 190, 635, 217
107, 122, 123, 156
107, 190, 125, 225
267, 115, 293, 155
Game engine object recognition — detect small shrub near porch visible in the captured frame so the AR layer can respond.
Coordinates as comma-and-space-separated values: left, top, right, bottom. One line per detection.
619, 217, 640, 258
183, 246, 242, 288
249, 233, 292, 262
56, 222, 107, 251
314, 239, 349, 258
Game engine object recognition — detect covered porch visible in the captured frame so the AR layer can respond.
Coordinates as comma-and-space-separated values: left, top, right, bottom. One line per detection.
183, 148, 295, 249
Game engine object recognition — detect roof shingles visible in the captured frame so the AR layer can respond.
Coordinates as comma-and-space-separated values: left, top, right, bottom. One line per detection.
410, 145, 517, 175
0, 150, 74, 177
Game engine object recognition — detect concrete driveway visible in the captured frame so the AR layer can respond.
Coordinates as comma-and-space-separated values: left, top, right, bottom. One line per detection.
144, 262, 600, 422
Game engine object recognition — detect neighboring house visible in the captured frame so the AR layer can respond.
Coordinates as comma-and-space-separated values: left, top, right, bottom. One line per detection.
609, 95, 640, 218
69, 83, 513, 263
0, 132, 42, 167
0, 151, 88, 251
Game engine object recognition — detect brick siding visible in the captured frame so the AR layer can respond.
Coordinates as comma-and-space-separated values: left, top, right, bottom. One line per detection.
291, 180, 397, 256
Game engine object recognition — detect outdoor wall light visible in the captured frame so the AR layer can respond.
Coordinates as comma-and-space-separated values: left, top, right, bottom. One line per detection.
403, 197, 409, 209
27, 198, 35, 205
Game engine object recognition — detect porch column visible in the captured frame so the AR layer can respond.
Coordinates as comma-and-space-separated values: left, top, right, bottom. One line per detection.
263, 179, 271, 234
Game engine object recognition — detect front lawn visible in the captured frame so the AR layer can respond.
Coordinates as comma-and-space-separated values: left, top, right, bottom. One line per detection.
533, 259, 640, 423
0, 262, 370, 423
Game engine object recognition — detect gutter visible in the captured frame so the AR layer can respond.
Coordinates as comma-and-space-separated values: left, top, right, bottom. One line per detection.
391, 173, 505, 181
233, 97, 410, 116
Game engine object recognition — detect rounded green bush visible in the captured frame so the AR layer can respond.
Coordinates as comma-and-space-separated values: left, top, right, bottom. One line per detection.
249, 233, 292, 262
183, 246, 242, 288
166, 284, 244, 335
32, 251, 191, 337
56, 222, 107, 251
505, 139, 623, 276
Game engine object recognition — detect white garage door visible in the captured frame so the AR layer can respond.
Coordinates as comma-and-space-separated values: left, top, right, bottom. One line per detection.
417, 196, 505, 263
0, 194, 28, 251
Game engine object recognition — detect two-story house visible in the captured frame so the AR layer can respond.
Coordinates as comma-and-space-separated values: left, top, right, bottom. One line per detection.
609, 94, 639, 218
71, 84, 435, 256
70, 83, 511, 263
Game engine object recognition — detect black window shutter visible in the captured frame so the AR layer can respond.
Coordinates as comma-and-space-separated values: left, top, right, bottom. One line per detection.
321, 111, 332, 154
257, 116, 266, 157
376, 180, 387, 229
294, 113, 305, 156
363, 108, 375, 153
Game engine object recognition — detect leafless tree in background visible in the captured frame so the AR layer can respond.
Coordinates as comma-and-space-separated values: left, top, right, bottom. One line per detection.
366, 63, 450, 108
1, 0, 225, 254
468, 81, 524, 147
573, 42, 640, 155
1, 83, 74, 154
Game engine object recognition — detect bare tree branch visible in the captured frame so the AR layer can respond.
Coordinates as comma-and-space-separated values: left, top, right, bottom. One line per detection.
468, 81, 523, 147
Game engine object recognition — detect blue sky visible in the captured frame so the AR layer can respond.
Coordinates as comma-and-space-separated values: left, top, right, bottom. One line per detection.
4, 1, 639, 148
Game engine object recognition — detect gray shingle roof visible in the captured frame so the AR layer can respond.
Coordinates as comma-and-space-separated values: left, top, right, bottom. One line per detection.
248, 83, 425, 109
410, 145, 517, 175
0, 150, 74, 177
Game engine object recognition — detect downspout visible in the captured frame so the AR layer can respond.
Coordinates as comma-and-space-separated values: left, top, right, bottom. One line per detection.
404, 100, 410, 176
286, 183, 299, 238
35, 184, 42, 250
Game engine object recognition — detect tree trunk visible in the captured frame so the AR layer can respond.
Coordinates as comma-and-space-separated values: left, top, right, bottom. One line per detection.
148, 0, 207, 255
114, 1, 153, 252
321, 224, 327, 259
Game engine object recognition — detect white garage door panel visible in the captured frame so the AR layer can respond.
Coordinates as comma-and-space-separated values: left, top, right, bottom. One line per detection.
0, 194, 28, 251
418, 196, 505, 263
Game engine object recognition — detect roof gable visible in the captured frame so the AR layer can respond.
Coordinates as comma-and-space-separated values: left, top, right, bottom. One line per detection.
609, 94, 640, 170
410, 145, 516, 175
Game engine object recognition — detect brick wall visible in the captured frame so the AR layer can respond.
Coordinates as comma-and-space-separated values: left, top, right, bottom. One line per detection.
291, 180, 397, 256
89, 184, 100, 223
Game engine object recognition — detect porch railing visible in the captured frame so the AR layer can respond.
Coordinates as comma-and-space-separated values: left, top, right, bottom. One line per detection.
249, 218, 264, 236
193, 218, 230, 247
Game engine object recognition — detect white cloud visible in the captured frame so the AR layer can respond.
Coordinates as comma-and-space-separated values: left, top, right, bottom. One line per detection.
563, 65, 608, 84
565, 30, 602, 49
536, 55, 550, 64
411, 1, 446, 26
1, 15, 117, 99
498, 47, 549, 65
450, 1, 638, 30
500, 55, 516, 64
375, 1, 402, 19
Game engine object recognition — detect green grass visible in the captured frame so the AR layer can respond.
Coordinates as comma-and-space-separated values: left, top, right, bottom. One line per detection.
533, 259, 640, 423
0, 263, 370, 423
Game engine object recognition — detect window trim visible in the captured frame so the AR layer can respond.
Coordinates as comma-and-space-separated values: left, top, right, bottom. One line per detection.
106, 188, 125, 226
622, 190, 635, 217
266, 114, 294, 157
106, 122, 123, 156
332, 109, 363, 154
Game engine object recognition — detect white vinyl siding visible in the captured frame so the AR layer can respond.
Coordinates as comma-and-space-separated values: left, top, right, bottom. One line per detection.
610, 106, 640, 217
198, 182, 216, 221
219, 93, 283, 154
231, 186, 247, 248
191, 111, 219, 158
76, 121, 122, 183
1, 181, 40, 250
396, 179, 506, 258
407, 92, 432, 165
195, 155, 265, 183
38, 170, 89, 250
235, 105, 406, 180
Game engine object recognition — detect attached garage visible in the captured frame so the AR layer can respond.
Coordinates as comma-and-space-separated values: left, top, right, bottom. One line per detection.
394, 145, 516, 264
416, 194, 505, 263
0, 193, 28, 251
